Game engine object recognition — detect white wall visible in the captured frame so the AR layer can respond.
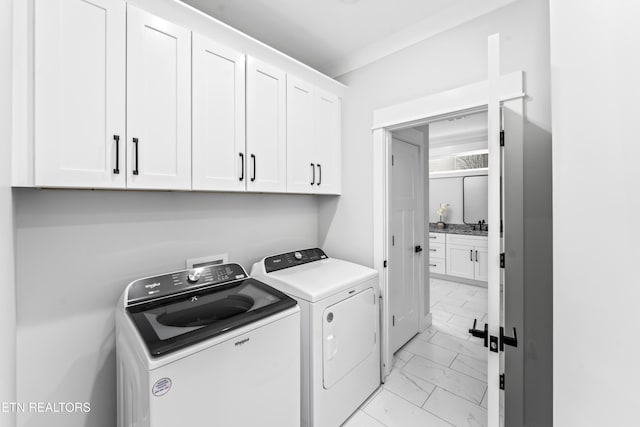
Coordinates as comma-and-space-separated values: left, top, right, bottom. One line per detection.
0, 0, 16, 426
14, 189, 318, 427
318, 0, 552, 424
551, 1, 640, 425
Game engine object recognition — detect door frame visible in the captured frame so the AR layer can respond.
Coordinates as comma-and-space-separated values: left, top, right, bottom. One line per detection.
372, 70, 525, 424
388, 134, 425, 354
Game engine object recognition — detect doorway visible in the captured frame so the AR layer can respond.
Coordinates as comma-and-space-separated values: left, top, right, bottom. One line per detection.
371, 52, 525, 426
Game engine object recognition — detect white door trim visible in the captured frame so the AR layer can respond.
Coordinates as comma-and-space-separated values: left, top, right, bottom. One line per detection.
486, 32, 502, 427
372, 70, 524, 381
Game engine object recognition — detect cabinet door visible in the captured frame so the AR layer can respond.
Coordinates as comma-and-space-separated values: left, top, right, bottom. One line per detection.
126, 6, 191, 190
286, 76, 315, 193
34, 0, 125, 188
474, 246, 489, 282
192, 34, 245, 191
315, 89, 341, 195
246, 57, 287, 192
445, 243, 475, 280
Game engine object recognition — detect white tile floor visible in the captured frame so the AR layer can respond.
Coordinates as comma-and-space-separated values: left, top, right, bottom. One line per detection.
344, 278, 488, 427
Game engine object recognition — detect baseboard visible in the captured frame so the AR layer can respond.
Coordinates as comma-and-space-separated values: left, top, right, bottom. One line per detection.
420, 312, 433, 332
430, 273, 488, 288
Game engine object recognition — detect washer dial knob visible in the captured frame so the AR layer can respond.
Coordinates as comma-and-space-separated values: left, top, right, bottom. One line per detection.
294, 251, 303, 260
187, 270, 201, 283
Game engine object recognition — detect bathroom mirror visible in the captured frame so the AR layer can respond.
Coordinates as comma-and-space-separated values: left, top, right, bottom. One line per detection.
462, 175, 488, 224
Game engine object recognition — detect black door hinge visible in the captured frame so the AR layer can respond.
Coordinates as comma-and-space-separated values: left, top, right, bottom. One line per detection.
500, 374, 505, 390
383, 260, 387, 268
500, 130, 505, 147
500, 253, 505, 268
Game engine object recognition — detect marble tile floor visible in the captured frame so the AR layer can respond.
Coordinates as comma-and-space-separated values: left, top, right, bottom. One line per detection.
344, 278, 489, 427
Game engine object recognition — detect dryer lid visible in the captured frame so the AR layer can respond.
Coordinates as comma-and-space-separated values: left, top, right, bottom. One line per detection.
258, 258, 378, 302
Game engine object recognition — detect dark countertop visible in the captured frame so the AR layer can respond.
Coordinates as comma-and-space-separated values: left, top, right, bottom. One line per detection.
428, 223, 488, 236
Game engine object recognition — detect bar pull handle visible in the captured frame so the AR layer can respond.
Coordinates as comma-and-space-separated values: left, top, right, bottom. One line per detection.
475, 250, 478, 262
113, 135, 120, 174
317, 163, 322, 186
132, 138, 139, 175
311, 163, 315, 185
239, 153, 244, 181
469, 319, 489, 348
250, 154, 256, 182
470, 249, 473, 261
500, 327, 518, 351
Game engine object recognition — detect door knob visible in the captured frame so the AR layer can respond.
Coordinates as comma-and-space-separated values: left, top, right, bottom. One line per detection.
415, 245, 423, 253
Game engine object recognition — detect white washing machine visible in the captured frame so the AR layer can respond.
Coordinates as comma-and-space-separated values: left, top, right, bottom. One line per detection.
251, 248, 380, 427
116, 263, 300, 427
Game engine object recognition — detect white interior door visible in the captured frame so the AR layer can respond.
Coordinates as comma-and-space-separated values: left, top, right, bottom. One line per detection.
389, 138, 421, 354
34, 0, 126, 188
126, 5, 191, 190
192, 33, 245, 191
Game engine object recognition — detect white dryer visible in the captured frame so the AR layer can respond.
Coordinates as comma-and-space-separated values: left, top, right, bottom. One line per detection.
116, 263, 300, 427
252, 248, 380, 427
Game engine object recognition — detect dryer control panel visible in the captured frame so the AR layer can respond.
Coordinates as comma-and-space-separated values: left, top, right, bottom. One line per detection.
126, 263, 247, 306
264, 248, 328, 273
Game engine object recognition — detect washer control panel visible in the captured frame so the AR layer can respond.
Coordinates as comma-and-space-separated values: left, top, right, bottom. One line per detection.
264, 248, 328, 273
126, 263, 247, 306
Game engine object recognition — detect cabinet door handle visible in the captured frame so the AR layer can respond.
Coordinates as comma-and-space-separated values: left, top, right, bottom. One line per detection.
311, 163, 315, 185
132, 137, 139, 175
113, 135, 120, 174
475, 250, 478, 262
429, 264, 437, 267
250, 154, 256, 182
429, 236, 437, 239
470, 249, 473, 261
429, 248, 437, 252
239, 153, 244, 181
317, 163, 322, 186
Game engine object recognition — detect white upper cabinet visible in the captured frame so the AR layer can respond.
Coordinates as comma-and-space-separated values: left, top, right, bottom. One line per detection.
314, 89, 341, 195
246, 57, 287, 193
24, 2, 342, 194
34, 0, 126, 188
126, 5, 192, 190
192, 34, 246, 191
286, 78, 342, 194
286, 76, 315, 193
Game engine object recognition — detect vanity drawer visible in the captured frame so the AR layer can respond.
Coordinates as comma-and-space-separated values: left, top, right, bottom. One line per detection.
428, 258, 445, 274
446, 233, 488, 248
428, 232, 445, 244
428, 242, 445, 259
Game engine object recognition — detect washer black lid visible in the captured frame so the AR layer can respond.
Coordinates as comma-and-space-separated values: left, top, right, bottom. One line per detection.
126, 267, 297, 357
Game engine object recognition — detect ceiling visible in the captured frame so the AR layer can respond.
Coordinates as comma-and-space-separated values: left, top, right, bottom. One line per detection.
180, 0, 519, 77
428, 111, 487, 146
